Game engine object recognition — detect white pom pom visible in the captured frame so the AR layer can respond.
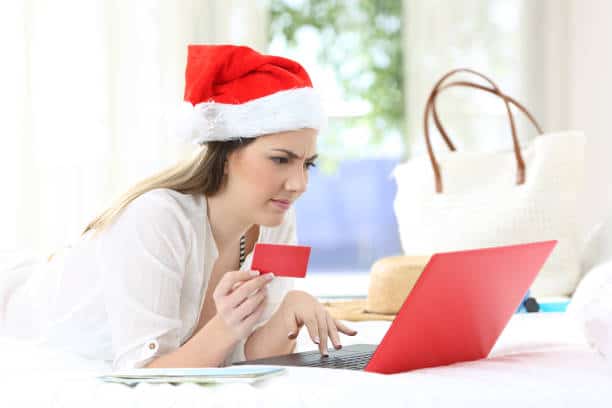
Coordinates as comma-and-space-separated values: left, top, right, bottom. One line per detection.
173, 101, 200, 145
173, 101, 229, 144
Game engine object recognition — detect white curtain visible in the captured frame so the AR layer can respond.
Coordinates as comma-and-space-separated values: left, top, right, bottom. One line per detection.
402, 0, 534, 157
401, 0, 612, 242
524, 0, 612, 239
0, 0, 269, 256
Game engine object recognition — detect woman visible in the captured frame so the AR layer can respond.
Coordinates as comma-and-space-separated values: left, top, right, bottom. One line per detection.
0, 45, 357, 370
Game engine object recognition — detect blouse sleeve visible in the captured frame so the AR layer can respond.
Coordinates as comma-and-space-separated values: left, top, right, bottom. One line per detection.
223, 206, 298, 366
95, 190, 193, 370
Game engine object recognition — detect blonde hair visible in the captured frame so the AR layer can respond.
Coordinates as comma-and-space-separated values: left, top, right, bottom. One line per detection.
80, 139, 255, 240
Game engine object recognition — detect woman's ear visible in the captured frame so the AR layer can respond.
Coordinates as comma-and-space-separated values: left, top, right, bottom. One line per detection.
224, 148, 241, 176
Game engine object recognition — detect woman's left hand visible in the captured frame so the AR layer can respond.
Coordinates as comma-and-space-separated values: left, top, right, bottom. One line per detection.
280, 290, 358, 356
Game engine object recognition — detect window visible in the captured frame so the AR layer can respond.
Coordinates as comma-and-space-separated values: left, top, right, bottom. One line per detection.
268, 0, 532, 298
268, 0, 404, 297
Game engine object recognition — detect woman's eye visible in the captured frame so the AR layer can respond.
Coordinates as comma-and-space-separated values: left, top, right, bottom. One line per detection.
271, 157, 289, 164
271, 157, 316, 169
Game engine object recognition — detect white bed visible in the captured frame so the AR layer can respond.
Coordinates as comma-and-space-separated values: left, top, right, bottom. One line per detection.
2, 312, 611, 407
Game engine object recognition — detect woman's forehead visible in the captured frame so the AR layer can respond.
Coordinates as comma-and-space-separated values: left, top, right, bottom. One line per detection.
253, 129, 318, 156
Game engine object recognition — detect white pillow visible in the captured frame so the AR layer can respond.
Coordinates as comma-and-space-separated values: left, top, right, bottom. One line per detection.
580, 215, 612, 278
567, 260, 612, 359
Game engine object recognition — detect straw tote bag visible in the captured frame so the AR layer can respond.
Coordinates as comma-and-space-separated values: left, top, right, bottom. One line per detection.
392, 69, 585, 297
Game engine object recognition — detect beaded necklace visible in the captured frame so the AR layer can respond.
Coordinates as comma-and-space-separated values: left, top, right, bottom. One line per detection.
239, 234, 246, 268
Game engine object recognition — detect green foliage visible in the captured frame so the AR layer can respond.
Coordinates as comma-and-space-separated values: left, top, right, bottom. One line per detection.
269, 0, 404, 149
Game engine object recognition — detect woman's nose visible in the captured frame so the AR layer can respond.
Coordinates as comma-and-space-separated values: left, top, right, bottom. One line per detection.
285, 164, 308, 193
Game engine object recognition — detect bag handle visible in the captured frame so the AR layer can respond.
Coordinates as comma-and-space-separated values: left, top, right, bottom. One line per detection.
422, 68, 542, 193
424, 68, 509, 152
431, 81, 543, 141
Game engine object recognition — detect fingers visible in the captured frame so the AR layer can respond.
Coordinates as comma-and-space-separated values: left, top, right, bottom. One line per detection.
231, 280, 245, 292
302, 312, 330, 356
326, 313, 342, 350
238, 297, 268, 335
292, 311, 356, 357
286, 312, 300, 340
244, 300, 267, 325
335, 319, 358, 336
234, 286, 268, 321
216, 269, 260, 297
228, 273, 274, 307
277, 293, 358, 358
304, 318, 320, 350
316, 311, 329, 356
238, 295, 267, 330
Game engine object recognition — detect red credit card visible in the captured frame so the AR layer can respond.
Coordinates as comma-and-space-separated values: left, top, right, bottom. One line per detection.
251, 243, 311, 278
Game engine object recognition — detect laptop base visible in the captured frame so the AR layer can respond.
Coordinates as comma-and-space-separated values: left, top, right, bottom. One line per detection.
232, 344, 378, 370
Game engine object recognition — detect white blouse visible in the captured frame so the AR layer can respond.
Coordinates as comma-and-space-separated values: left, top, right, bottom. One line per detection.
0, 188, 296, 370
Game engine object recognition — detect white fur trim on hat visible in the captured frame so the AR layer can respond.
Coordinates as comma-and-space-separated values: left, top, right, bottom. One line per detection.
175, 87, 326, 145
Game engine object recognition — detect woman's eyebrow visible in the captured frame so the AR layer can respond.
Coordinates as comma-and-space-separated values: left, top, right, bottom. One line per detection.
271, 148, 318, 161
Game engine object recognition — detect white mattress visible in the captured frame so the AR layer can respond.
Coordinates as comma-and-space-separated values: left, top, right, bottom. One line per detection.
1, 312, 611, 407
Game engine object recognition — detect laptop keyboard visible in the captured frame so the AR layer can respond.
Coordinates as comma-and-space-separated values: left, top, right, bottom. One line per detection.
295, 350, 373, 370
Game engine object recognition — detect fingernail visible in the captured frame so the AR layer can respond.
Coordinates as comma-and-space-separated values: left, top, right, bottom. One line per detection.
314, 336, 320, 344
335, 344, 342, 350
265, 273, 275, 280
250, 270, 260, 276
288, 332, 295, 338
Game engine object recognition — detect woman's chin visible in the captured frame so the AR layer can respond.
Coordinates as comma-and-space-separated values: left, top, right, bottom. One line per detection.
257, 211, 286, 228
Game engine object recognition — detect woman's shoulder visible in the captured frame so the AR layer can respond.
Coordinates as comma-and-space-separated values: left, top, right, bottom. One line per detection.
139, 188, 203, 210
95, 189, 201, 260
104, 188, 203, 245
130, 188, 204, 221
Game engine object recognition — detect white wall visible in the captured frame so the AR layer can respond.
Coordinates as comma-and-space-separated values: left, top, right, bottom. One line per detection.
567, 0, 612, 230
0, 1, 269, 256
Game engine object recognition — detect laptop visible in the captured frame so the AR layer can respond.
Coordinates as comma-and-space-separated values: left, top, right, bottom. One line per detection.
233, 240, 557, 374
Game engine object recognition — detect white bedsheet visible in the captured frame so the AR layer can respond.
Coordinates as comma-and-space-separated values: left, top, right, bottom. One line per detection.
1, 312, 611, 407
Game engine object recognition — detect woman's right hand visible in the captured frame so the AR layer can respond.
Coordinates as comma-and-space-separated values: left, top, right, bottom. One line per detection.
212, 269, 275, 341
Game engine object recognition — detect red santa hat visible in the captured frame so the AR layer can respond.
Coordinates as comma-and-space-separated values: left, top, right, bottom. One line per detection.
176, 44, 326, 145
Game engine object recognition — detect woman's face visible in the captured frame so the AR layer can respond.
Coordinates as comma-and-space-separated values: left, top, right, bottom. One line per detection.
224, 128, 318, 226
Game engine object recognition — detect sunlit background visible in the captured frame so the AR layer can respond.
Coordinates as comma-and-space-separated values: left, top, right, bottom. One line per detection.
0, 0, 609, 297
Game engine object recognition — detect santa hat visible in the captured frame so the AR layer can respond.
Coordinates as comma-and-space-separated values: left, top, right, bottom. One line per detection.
176, 44, 326, 145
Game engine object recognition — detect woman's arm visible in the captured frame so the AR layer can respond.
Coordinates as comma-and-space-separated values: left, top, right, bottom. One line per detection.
244, 290, 358, 360
145, 270, 273, 368
243, 301, 297, 361
145, 314, 239, 368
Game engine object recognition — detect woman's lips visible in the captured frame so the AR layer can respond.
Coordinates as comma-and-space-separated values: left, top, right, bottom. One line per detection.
270, 199, 291, 210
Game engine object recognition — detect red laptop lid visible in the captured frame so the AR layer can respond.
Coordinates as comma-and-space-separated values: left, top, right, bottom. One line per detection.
365, 240, 557, 374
